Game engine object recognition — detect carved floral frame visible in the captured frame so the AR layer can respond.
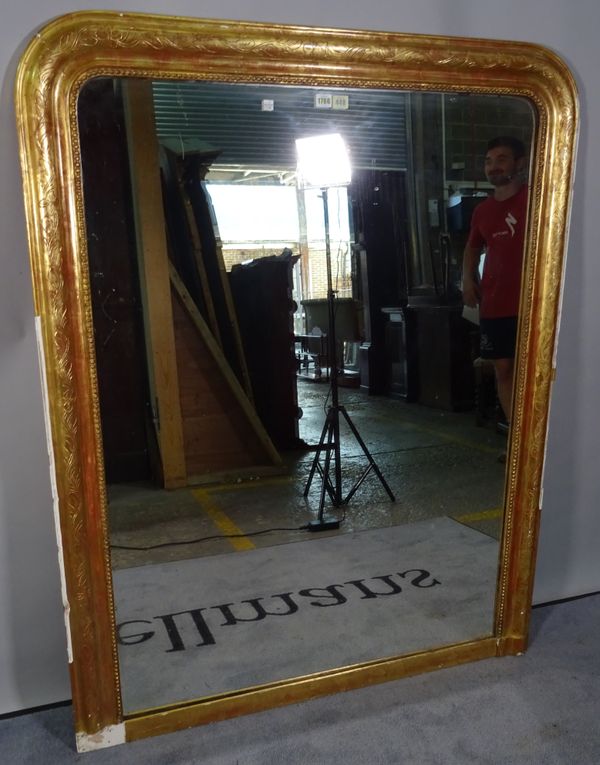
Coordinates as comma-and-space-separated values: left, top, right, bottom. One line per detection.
14, 11, 578, 751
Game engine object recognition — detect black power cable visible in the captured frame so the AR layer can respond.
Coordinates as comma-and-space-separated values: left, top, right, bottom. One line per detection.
108, 522, 342, 552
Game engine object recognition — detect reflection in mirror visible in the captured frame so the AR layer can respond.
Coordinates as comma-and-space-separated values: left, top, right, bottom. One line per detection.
77, 78, 534, 713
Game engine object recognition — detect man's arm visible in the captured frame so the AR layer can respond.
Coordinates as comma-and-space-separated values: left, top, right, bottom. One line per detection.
462, 244, 482, 308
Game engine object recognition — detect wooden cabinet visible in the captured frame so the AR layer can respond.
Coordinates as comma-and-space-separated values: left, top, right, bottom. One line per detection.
413, 305, 475, 411
229, 254, 301, 450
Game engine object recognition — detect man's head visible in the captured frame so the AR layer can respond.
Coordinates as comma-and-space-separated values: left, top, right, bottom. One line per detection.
484, 136, 527, 188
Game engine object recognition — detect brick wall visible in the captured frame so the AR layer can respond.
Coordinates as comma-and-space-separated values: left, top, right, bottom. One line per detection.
304, 245, 352, 299
222, 246, 291, 271
223, 242, 352, 301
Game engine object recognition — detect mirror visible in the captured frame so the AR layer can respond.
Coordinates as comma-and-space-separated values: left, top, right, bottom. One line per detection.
15, 11, 577, 751
79, 76, 535, 713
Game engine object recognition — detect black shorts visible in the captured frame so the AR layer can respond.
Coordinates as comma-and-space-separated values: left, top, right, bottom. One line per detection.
479, 316, 518, 359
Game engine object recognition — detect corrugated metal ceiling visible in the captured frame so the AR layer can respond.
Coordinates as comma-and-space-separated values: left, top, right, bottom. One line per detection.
152, 81, 408, 173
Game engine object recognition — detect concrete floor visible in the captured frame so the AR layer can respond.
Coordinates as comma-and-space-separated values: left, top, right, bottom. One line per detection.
107, 380, 507, 711
108, 380, 507, 570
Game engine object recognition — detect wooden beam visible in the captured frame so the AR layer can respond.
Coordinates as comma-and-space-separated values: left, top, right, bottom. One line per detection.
174, 159, 223, 345
122, 79, 187, 488
210, 223, 255, 403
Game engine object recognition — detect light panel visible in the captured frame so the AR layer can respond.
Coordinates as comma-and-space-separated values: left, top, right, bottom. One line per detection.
295, 133, 352, 189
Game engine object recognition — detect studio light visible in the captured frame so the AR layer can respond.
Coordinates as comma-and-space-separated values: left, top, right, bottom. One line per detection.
295, 133, 352, 189
295, 133, 394, 531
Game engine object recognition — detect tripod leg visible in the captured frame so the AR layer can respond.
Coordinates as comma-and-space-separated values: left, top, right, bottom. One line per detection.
313, 428, 338, 505
340, 406, 396, 502
318, 419, 336, 518
332, 400, 343, 506
303, 409, 333, 497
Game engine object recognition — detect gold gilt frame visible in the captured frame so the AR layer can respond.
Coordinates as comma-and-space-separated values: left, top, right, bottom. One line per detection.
15, 11, 578, 751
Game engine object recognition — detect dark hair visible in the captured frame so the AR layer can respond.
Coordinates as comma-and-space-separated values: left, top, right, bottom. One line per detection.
486, 136, 526, 160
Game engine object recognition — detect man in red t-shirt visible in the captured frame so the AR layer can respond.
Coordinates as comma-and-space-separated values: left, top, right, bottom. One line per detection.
462, 136, 528, 424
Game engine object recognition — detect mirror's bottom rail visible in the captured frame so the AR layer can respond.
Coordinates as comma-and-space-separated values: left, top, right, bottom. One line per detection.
122, 636, 504, 743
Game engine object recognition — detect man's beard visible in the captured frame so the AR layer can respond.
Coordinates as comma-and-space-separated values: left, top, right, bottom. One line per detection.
487, 172, 513, 186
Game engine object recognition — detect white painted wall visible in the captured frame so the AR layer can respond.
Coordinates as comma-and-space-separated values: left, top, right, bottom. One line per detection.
1, 0, 597, 713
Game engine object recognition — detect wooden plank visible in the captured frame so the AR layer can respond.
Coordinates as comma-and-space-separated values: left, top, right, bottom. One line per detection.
177, 153, 254, 403
173, 159, 223, 345
169, 263, 282, 471
121, 79, 187, 489
209, 215, 255, 402
181, 414, 263, 462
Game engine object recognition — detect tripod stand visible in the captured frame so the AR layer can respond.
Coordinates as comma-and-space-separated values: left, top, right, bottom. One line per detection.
303, 187, 395, 531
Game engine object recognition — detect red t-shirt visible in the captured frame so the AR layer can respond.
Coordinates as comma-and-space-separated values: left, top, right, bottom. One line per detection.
467, 184, 529, 318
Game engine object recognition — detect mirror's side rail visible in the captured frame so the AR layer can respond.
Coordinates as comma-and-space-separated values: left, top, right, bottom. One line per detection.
15, 21, 124, 737
494, 55, 579, 651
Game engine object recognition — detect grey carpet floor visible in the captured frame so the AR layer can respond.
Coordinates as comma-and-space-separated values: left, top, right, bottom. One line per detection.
2, 591, 599, 764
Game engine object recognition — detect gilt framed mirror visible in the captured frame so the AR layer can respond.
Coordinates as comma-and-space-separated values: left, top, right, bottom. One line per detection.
15, 11, 577, 751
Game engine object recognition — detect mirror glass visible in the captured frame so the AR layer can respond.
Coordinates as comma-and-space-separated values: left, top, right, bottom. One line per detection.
77, 77, 534, 713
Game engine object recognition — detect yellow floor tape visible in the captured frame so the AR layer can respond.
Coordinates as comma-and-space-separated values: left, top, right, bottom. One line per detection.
191, 488, 255, 551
